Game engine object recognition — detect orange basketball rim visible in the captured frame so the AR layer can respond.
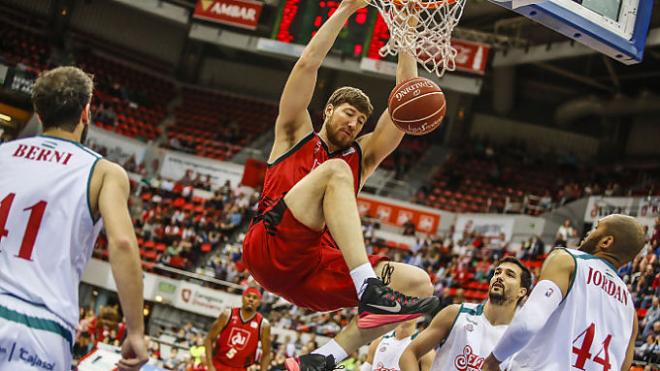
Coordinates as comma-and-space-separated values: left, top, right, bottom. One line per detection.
389, 0, 458, 9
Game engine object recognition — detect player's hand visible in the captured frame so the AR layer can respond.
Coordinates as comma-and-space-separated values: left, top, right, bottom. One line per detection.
116, 334, 149, 370
482, 354, 501, 371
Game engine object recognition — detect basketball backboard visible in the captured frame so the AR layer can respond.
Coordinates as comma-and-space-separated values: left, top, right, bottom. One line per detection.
488, 0, 654, 64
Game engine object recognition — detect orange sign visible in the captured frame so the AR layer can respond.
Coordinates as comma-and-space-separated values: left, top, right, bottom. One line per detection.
357, 196, 441, 234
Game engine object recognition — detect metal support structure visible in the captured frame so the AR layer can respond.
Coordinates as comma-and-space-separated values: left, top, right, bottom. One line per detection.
533, 62, 615, 93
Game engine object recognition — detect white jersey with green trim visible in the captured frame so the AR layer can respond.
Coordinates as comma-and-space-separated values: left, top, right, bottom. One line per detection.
431, 303, 509, 371
507, 248, 635, 371
371, 331, 414, 371
0, 135, 103, 329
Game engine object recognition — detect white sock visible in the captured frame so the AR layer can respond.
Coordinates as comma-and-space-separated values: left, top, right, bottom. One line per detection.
312, 339, 349, 363
350, 263, 377, 300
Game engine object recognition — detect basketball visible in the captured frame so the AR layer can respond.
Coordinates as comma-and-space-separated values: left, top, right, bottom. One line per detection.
388, 77, 446, 136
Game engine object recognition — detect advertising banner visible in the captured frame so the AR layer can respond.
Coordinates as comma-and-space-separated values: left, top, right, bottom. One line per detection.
173, 281, 242, 317
584, 197, 636, 222
160, 150, 244, 188
194, 0, 263, 30
357, 194, 450, 235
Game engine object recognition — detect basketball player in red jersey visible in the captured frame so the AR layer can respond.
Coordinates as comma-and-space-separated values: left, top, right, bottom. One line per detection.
241, 1, 438, 370
205, 287, 271, 371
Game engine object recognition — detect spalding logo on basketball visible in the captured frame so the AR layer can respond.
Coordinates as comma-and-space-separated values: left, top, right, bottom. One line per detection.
388, 77, 446, 136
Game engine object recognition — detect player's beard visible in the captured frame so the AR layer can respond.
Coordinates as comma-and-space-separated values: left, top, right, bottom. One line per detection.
489, 281, 507, 305
327, 119, 353, 149
489, 289, 506, 305
81, 124, 89, 145
579, 231, 601, 254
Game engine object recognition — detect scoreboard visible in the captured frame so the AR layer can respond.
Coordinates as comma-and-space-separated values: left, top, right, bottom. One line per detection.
272, 0, 381, 58
270, 0, 490, 75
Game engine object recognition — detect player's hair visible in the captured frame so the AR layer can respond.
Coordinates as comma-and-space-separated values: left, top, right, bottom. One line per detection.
497, 256, 532, 304
603, 214, 646, 262
32, 66, 94, 132
325, 86, 374, 118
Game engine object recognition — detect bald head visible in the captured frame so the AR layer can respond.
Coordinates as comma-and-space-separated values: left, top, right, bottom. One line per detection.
602, 214, 646, 261
580, 214, 645, 264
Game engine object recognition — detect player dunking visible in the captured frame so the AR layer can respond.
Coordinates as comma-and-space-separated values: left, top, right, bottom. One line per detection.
241, 1, 439, 370
362, 320, 434, 371
204, 287, 272, 371
399, 257, 531, 371
0, 67, 147, 370
482, 214, 645, 371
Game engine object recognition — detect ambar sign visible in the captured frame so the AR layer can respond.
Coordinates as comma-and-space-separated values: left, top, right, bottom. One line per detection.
194, 0, 263, 30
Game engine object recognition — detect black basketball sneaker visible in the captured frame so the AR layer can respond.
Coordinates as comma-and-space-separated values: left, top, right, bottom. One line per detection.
357, 277, 440, 328
284, 354, 337, 371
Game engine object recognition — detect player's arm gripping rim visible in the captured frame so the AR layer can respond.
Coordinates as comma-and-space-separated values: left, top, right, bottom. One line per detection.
259, 319, 272, 370
482, 249, 575, 371
357, 47, 418, 183
270, 0, 368, 162
94, 160, 148, 370
399, 304, 460, 371
204, 309, 231, 371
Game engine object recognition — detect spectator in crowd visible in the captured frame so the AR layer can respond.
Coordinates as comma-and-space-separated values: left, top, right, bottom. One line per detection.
635, 335, 660, 363
555, 219, 577, 247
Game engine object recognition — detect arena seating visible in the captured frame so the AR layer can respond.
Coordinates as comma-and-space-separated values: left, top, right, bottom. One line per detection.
167, 88, 277, 160
77, 53, 174, 141
417, 144, 660, 215
0, 17, 50, 73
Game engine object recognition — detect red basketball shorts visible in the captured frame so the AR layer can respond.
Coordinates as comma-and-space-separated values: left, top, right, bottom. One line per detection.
242, 198, 388, 312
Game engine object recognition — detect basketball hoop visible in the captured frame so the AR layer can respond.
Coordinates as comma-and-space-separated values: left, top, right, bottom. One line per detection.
367, 0, 467, 77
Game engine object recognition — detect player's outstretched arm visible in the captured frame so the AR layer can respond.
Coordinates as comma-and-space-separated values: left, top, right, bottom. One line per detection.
272, 0, 366, 158
482, 249, 576, 371
399, 304, 460, 371
260, 320, 272, 370
621, 314, 638, 371
204, 309, 230, 371
96, 160, 148, 370
358, 49, 417, 181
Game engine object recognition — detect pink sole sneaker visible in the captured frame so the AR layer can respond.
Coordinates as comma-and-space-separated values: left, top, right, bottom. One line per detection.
285, 357, 301, 371
357, 312, 422, 329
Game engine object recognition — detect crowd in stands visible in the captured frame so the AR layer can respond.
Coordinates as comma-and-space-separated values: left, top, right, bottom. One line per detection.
93, 174, 258, 275
414, 139, 660, 215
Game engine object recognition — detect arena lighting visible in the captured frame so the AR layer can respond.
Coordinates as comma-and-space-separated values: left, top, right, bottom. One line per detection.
0, 113, 11, 122
154, 295, 163, 302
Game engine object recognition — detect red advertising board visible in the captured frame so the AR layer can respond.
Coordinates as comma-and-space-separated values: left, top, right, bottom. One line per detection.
452, 39, 490, 75
418, 39, 490, 76
357, 195, 442, 235
194, 0, 263, 30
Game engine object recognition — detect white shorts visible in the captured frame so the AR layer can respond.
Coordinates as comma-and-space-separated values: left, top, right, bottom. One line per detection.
0, 293, 74, 371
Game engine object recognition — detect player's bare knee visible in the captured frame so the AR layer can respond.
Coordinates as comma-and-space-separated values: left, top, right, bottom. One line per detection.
412, 271, 433, 297
324, 159, 354, 185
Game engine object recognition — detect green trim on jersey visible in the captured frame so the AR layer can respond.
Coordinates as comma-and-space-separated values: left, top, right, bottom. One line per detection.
383, 332, 396, 339
460, 303, 484, 316
574, 253, 618, 272
87, 157, 101, 224
0, 304, 73, 350
562, 249, 578, 303
38, 135, 101, 159
437, 304, 463, 351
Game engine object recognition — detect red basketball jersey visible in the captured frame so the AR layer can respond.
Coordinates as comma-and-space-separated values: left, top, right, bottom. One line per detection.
213, 308, 263, 369
258, 132, 363, 250
259, 132, 362, 214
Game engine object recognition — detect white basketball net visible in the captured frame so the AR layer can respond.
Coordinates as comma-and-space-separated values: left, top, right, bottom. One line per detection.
367, 0, 467, 77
